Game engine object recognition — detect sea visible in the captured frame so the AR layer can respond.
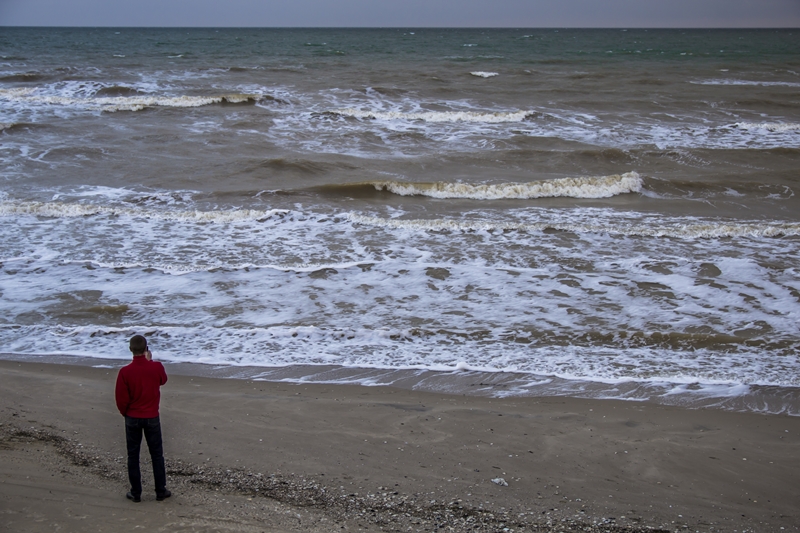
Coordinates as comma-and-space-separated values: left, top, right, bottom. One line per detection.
1, 27, 798, 414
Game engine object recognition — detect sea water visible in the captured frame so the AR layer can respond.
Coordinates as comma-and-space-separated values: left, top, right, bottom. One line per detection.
0, 28, 798, 413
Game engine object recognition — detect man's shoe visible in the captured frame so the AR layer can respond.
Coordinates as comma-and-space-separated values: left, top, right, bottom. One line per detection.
126, 492, 141, 503
156, 489, 172, 501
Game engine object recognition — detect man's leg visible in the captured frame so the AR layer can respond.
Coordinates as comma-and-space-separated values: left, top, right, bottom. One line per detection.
125, 416, 143, 498
143, 416, 168, 497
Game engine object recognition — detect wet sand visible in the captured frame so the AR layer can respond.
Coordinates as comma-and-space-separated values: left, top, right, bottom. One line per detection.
1, 359, 798, 532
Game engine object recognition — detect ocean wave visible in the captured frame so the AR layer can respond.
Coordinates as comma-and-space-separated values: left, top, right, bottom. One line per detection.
470, 71, 499, 78
0, 199, 289, 223
366, 172, 642, 200
0, 87, 265, 112
347, 212, 800, 239
326, 108, 534, 123
94, 85, 148, 97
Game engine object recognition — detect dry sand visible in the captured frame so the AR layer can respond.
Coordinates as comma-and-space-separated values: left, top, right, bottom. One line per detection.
1, 359, 798, 533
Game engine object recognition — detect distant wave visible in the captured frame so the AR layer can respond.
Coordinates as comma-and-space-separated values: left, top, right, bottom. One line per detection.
362, 172, 642, 200
693, 79, 800, 87
348, 213, 800, 239
0, 200, 289, 223
470, 71, 499, 78
0, 121, 37, 133
326, 108, 533, 123
0, 87, 265, 112
0, 72, 46, 82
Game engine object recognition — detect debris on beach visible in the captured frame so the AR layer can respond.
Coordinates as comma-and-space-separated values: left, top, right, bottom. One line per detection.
0, 422, 679, 533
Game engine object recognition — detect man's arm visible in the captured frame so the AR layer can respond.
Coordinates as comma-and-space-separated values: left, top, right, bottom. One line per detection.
145, 349, 167, 385
114, 371, 129, 416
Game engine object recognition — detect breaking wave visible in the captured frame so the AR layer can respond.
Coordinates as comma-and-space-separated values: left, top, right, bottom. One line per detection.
0, 87, 264, 112
366, 172, 642, 200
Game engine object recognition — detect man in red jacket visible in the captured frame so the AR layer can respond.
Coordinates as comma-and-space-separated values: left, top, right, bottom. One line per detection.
115, 335, 171, 503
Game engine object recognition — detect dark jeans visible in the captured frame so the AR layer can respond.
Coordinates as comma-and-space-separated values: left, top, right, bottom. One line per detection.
125, 416, 167, 497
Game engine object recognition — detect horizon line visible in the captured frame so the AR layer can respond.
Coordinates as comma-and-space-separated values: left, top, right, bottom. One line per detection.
1, 25, 798, 30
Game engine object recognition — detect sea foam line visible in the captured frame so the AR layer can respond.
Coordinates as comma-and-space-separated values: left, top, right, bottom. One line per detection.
328, 108, 534, 123
369, 172, 642, 199
3, 325, 799, 393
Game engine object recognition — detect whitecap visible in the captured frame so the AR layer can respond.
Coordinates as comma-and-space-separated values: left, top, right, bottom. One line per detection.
328, 108, 531, 123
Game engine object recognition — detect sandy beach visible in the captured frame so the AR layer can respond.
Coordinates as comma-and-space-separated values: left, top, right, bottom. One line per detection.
0, 359, 798, 532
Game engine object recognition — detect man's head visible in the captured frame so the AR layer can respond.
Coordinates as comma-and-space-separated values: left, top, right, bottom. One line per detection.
129, 335, 148, 356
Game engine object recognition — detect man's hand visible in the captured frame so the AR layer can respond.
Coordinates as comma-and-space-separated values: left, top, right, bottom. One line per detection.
145, 349, 152, 361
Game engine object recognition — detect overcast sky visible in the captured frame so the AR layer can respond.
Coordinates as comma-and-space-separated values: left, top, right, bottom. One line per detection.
1, 0, 799, 28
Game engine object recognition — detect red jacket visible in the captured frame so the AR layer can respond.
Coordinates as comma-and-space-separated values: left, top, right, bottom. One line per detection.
115, 356, 168, 418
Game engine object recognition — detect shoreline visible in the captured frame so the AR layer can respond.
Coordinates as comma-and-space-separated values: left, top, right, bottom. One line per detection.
1, 358, 799, 532
2, 352, 799, 417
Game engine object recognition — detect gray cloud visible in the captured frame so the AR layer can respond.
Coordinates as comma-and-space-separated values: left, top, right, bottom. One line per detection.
1, 0, 798, 27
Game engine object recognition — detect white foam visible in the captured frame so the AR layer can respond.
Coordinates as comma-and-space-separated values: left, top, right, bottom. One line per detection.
470, 71, 499, 78
369, 172, 642, 200
2, 198, 799, 406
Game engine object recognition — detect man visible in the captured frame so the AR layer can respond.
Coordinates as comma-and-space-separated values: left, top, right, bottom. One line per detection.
115, 335, 171, 502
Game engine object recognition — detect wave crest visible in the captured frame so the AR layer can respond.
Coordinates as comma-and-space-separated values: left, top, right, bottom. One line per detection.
369, 172, 642, 200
